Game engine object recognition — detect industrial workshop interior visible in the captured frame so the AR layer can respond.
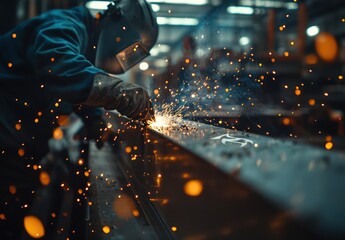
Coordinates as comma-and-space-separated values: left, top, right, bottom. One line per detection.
1, 0, 345, 239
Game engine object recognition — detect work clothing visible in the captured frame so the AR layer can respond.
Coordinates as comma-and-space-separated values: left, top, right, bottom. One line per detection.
0, 5, 155, 238
0, 8, 103, 239
0, 6, 102, 152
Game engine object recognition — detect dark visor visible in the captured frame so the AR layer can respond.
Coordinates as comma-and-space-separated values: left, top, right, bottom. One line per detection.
116, 42, 150, 72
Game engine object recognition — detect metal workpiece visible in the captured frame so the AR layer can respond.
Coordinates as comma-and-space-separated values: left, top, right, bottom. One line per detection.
149, 120, 345, 236
106, 114, 345, 239
187, 106, 309, 137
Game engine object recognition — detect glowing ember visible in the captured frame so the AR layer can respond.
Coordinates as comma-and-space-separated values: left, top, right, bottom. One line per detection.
325, 142, 333, 150
102, 226, 111, 234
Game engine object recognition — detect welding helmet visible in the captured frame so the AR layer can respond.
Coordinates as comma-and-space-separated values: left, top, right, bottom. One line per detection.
95, 0, 158, 74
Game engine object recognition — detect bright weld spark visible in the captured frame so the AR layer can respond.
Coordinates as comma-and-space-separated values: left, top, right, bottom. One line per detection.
148, 104, 184, 130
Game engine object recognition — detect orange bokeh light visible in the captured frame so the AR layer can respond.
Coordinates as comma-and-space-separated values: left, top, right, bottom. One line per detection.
53, 128, 63, 140
315, 32, 338, 62
305, 54, 318, 65
57, 115, 70, 126
184, 180, 203, 197
24, 216, 45, 239
9, 185, 17, 195
282, 118, 291, 125
18, 148, 25, 157
125, 146, 132, 154
325, 135, 332, 142
325, 142, 333, 150
132, 210, 140, 217
15, 123, 22, 131
102, 226, 111, 234
113, 195, 136, 220
39, 171, 50, 186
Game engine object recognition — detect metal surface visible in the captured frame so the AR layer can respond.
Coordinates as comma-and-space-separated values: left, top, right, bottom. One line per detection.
151, 120, 345, 236
106, 114, 345, 239
188, 106, 308, 137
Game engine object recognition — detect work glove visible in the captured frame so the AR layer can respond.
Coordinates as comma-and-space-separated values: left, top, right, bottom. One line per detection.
84, 74, 155, 122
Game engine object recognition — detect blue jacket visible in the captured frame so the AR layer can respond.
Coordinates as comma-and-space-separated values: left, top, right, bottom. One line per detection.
0, 6, 104, 159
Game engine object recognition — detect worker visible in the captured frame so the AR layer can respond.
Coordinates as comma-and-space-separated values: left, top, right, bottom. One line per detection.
0, 0, 158, 238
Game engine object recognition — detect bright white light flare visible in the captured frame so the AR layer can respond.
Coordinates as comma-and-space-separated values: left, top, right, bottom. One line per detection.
307, 26, 320, 37
148, 104, 183, 130
147, 0, 208, 5
139, 62, 149, 71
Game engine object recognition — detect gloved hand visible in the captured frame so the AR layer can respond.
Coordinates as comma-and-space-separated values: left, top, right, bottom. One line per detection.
84, 74, 155, 122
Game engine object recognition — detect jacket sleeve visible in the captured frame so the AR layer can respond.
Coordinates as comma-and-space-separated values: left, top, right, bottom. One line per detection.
29, 18, 105, 104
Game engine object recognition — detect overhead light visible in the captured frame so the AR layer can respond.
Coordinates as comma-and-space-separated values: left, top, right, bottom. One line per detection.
86, 1, 110, 10
147, 0, 208, 5
157, 17, 199, 26
307, 26, 320, 37
154, 59, 169, 68
157, 44, 171, 52
151, 4, 160, 12
227, 6, 254, 15
86, 1, 160, 12
139, 62, 149, 71
239, 36, 250, 46
286, 3, 298, 10
239, 0, 298, 9
150, 48, 159, 57
150, 44, 171, 56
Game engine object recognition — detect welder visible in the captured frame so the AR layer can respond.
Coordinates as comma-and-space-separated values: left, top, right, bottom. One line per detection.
0, 0, 158, 238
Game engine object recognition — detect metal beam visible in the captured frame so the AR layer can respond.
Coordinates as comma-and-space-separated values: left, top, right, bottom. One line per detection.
105, 114, 345, 239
